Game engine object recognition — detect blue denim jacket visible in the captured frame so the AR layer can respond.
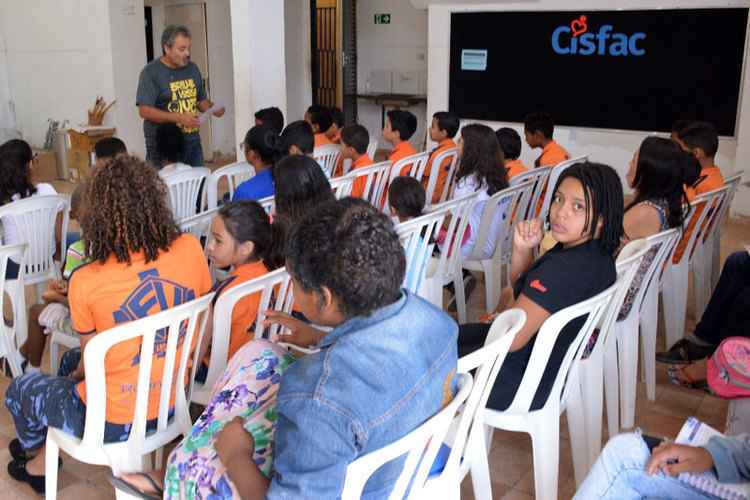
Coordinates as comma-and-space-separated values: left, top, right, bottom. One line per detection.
266, 291, 458, 499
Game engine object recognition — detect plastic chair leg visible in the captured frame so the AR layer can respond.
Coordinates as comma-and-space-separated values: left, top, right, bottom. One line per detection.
581, 350, 604, 471
662, 261, 688, 352
49, 338, 60, 374
618, 314, 639, 429
480, 260, 499, 314
45, 436, 60, 500
640, 283, 659, 401
692, 243, 711, 319
34, 282, 46, 305
710, 233, 721, 290
454, 274, 467, 324
530, 411, 561, 500
466, 427, 493, 500
567, 369, 590, 486
603, 331, 620, 440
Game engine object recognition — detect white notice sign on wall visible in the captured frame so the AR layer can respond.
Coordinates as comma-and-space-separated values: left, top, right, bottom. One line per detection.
461, 49, 488, 71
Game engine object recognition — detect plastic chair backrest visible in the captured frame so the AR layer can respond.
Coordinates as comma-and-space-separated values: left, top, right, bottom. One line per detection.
538, 156, 588, 220
0, 243, 27, 375
701, 182, 735, 244
196, 267, 293, 403
503, 280, 617, 414
163, 167, 210, 220
341, 373, 473, 500
445, 310, 525, 477
387, 151, 431, 188
367, 138, 378, 161
78, 293, 213, 451
680, 187, 729, 264
177, 207, 220, 252
206, 161, 255, 209
395, 208, 448, 293
346, 160, 392, 207
466, 181, 535, 264
717, 172, 743, 227
329, 175, 354, 199
424, 147, 459, 205
425, 193, 479, 283
313, 144, 342, 178
0, 194, 69, 283
510, 166, 553, 220
257, 195, 275, 215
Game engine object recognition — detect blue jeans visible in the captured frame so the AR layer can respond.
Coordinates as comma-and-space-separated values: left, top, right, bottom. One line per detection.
145, 133, 204, 167
573, 432, 716, 499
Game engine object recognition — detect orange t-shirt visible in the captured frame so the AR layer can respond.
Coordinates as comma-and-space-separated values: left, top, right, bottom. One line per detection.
69, 233, 212, 425
506, 159, 529, 180
673, 165, 725, 263
314, 133, 332, 149
209, 260, 269, 362
390, 141, 418, 176
423, 138, 457, 204
351, 154, 374, 199
535, 140, 570, 167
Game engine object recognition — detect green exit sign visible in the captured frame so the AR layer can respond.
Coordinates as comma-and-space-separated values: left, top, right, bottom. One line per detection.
374, 13, 391, 24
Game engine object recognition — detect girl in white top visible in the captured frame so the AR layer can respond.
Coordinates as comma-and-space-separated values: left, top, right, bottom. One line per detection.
0, 140, 58, 278
452, 124, 510, 259
155, 123, 193, 176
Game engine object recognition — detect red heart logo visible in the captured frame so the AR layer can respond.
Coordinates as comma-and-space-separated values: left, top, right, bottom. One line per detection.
571, 15, 588, 37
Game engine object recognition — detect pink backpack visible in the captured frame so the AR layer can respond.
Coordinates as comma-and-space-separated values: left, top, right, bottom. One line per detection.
707, 337, 750, 399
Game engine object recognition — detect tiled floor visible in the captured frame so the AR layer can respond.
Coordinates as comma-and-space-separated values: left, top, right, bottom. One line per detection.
2, 189, 748, 497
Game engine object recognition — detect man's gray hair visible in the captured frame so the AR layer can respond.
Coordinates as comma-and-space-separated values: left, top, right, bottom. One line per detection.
161, 25, 191, 50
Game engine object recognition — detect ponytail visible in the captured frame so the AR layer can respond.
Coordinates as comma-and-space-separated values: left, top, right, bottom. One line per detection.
218, 201, 286, 270
243, 125, 280, 165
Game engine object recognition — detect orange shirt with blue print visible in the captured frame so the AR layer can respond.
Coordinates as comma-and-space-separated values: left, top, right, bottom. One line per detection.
390, 141, 418, 176
350, 154, 374, 199
674, 165, 725, 263
423, 138, 457, 204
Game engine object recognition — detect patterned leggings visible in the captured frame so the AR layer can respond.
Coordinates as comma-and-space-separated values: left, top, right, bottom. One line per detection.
5, 349, 137, 451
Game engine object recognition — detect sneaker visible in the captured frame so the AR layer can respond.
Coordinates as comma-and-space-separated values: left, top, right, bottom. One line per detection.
656, 338, 714, 364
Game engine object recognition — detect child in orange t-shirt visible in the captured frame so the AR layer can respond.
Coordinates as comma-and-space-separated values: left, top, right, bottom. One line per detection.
5, 156, 212, 493
305, 105, 333, 149
385, 109, 418, 174
673, 121, 725, 263
424, 111, 459, 204
340, 124, 374, 199
327, 107, 347, 176
196, 201, 285, 382
524, 111, 570, 167
495, 127, 528, 180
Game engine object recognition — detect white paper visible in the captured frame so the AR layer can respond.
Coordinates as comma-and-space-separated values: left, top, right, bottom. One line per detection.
199, 102, 224, 124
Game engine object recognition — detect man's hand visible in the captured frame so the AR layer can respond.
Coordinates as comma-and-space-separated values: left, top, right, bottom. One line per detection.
513, 219, 544, 251
646, 442, 714, 476
176, 112, 201, 129
215, 417, 255, 467
263, 311, 325, 348
212, 106, 226, 118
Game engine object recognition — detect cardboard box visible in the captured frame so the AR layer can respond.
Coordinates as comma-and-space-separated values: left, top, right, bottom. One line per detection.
67, 127, 116, 180
31, 149, 58, 183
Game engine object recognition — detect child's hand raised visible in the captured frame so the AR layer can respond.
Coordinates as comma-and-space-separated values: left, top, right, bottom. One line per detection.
514, 219, 544, 251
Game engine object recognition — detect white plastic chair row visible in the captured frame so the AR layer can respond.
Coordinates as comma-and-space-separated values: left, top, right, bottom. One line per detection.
537, 155, 588, 221
706, 171, 742, 289
313, 144, 343, 178
366, 138, 378, 162
257, 195, 275, 215
191, 267, 294, 405
205, 161, 255, 209
510, 166, 552, 221
424, 147, 460, 206
47, 293, 214, 500
395, 210, 444, 294
0, 243, 27, 378
162, 167, 210, 221
383, 151, 431, 213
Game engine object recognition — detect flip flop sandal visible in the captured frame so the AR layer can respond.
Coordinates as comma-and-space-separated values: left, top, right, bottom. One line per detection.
667, 365, 711, 393
108, 472, 164, 500
656, 339, 713, 365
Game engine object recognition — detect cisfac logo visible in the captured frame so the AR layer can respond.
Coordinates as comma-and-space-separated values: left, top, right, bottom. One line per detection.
551, 15, 647, 56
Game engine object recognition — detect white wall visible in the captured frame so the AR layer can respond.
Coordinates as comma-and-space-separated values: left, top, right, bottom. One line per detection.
357, 1, 428, 150
285, 0, 313, 123
426, 0, 750, 215
0, 9, 19, 144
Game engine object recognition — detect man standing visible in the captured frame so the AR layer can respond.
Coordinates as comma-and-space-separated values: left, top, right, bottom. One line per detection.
136, 25, 224, 167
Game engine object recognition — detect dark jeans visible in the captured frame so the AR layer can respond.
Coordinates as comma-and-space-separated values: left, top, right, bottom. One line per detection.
694, 251, 750, 347
4, 259, 19, 280
145, 133, 204, 167
458, 320, 581, 411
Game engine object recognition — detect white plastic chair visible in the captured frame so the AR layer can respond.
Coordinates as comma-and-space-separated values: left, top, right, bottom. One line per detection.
417, 193, 478, 322
346, 160, 391, 207
177, 207, 221, 250
387, 151, 431, 190
366, 138, 378, 161
205, 161, 255, 209
395, 210, 446, 294
340, 373, 473, 500
572, 239, 649, 481
329, 175, 354, 199
461, 181, 535, 315
479, 282, 617, 500
46, 293, 214, 499
609, 228, 681, 437
510, 166, 553, 221
0, 243, 27, 378
191, 267, 294, 405
538, 156, 588, 221
257, 195, 275, 215
423, 309, 525, 500
162, 167, 211, 221
693, 177, 739, 317
424, 147, 459, 206
662, 187, 729, 349
313, 144, 343, 178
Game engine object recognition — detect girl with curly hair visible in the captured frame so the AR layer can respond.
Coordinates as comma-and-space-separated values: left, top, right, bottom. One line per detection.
4, 155, 212, 495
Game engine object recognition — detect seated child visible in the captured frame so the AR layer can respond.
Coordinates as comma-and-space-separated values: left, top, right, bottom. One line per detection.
195, 200, 285, 382
278, 120, 314, 157
384, 109, 418, 174
339, 124, 373, 198
233, 126, 280, 201
304, 105, 333, 148
424, 111, 459, 204
670, 118, 692, 142
156, 123, 191, 176
254, 107, 285, 134
5, 155, 211, 495
116, 198, 457, 499
92, 137, 127, 168
326, 106, 344, 144
458, 162, 622, 412
524, 111, 570, 167
14, 183, 89, 373
389, 176, 430, 292
496, 127, 528, 180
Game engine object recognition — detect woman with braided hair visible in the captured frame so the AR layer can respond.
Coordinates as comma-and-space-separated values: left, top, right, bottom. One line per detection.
4, 155, 212, 496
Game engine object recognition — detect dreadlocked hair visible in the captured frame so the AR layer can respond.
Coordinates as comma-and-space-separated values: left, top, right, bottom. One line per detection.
83, 154, 180, 264
553, 162, 624, 255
